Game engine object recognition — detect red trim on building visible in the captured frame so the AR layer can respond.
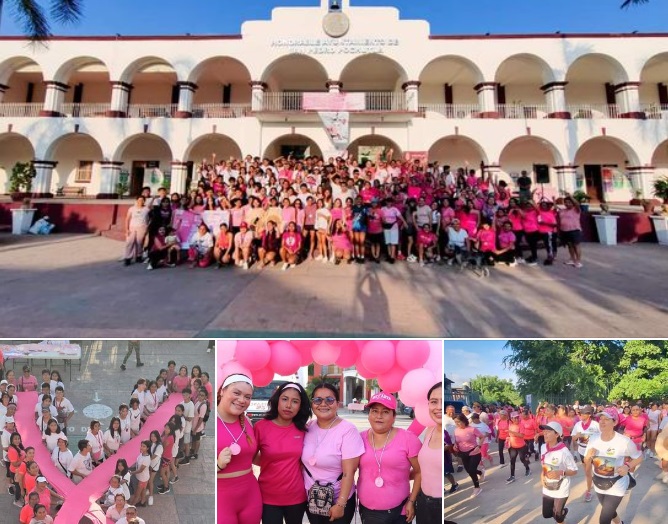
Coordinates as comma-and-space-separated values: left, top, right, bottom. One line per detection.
620, 111, 647, 119
547, 112, 572, 119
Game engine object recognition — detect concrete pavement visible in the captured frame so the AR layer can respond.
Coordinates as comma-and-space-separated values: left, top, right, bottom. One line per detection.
0, 234, 666, 337
445, 447, 668, 524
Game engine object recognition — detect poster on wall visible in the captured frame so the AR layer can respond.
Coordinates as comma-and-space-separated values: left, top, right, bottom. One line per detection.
613, 171, 625, 189
602, 168, 613, 193
318, 111, 350, 151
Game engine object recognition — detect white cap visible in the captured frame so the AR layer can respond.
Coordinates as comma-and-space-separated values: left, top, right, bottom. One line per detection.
540, 421, 564, 437
36, 476, 47, 483
0, 380, 7, 385
4, 416, 15, 424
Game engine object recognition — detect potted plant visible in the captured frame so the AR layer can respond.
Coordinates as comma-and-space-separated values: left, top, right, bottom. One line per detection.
651, 202, 668, 246
630, 189, 643, 206
116, 180, 130, 198
653, 175, 668, 204
572, 190, 591, 212
9, 161, 36, 201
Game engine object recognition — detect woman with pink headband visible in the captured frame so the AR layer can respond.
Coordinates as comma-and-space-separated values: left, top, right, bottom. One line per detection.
217, 374, 261, 523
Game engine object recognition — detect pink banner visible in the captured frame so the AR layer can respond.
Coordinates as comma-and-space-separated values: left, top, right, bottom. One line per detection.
173, 209, 203, 248
303, 92, 365, 111
15, 392, 181, 524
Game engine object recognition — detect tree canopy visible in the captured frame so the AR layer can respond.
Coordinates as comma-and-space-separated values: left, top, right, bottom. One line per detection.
0, 0, 82, 40
470, 375, 522, 406
621, 0, 649, 7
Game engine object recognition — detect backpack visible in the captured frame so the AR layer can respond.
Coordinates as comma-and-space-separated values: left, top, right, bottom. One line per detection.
202, 401, 210, 423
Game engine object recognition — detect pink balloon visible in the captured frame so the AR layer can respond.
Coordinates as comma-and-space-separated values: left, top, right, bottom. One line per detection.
377, 364, 406, 393
355, 354, 377, 379
415, 400, 436, 427
360, 340, 395, 375
396, 340, 430, 370
291, 340, 318, 366
218, 360, 252, 387
335, 341, 359, 367
407, 418, 426, 437
217, 340, 237, 364
311, 340, 341, 365
423, 341, 443, 376
236, 340, 271, 371
270, 341, 301, 376
400, 368, 437, 407
252, 365, 275, 387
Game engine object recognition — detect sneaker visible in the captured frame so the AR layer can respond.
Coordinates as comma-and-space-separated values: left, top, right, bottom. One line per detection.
479, 468, 485, 482
396, 253, 406, 261
135, 256, 143, 263
419, 261, 426, 267
575, 262, 583, 268
158, 487, 170, 495
662, 473, 668, 484
288, 264, 296, 269
500, 463, 508, 468
526, 258, 538, 266
243, 261, 249, 270
148, 496, 154, 506
448, 483, 459, 494
564, 260, 576, 266
137, 362, 144, 367
321, 256, 328, 264
470, 487, 482, 498
407, 255, 417, 263
189, 454, 198, 460
8, 486, 14, 495
179, 458, 190, 465
170, 476, 179, 484
124, 259, 132, 266
516, 257, 526, 264
584, 490, 593, 502
120, 364, 126, 371
543, 257, 553, 266
329, 255, 336, 263
13, 500, 24, 508
282, 262, 289, 271
388, 257, 395, 264
506, 476, 515, 483
507, 261, 517, 267
456, 465, 464, 473
447, 259, 454, 266
146, 264, 153, 271
359, 257, 365, 264
314, 255, 323, 261
525, 468, 531, 477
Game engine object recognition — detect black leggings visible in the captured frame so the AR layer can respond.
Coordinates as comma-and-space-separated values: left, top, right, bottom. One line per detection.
543, 232, 558, 258
536, 436, 545, 459
525, 231, 541, 260
306, 494, 356, 524
525, 439, 536, 456
359, 499, 406, 524
509, 445, 530, 477
498, 439, 506, 465
542, 495, 568, 523
459, 450, 482, 488
262, 502, 307, 524
415, 490, 441, 524
596, 492, 624, 524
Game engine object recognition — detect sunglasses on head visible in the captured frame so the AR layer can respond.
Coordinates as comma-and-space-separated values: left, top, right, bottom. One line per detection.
312, 396, 336, 406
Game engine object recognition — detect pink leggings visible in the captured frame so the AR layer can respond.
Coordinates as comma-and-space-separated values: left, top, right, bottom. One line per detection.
480, 442, 491, 461
218, 472, 262, 524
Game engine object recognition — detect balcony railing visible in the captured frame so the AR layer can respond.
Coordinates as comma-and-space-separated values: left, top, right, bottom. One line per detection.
420, 104, 481, 118
569, 104, 620, 119
0, 103, 42, 117
127, 104, 178, 118
498, 104, 549, 119
260, 91, 408, 112
642, 103, 668, 119
191, 103, 252, 118
61, 103, 110, 117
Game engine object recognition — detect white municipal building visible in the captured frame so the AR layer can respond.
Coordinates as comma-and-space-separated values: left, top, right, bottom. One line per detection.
1, 0, 668, 202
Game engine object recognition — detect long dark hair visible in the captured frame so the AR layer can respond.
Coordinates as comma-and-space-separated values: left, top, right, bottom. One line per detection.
108, 417, 121, 439
264, 382, 311, 431
115, 458, 129, 476
44, 418, 62, 436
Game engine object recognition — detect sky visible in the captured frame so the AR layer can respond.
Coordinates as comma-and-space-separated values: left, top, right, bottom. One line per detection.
443, 339, 517, 388
0, 0, 667, 36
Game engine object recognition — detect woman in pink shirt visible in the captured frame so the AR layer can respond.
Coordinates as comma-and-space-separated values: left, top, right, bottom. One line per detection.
171, 366, 190, 393
18, 365, 38, 392
620, 405, 648, 451
506, 411, 531, 483
454, 413, 484, 498
537, 200, 558, 265
331, 219, 353, 265
254, 382, 311, 524
558, 195, 584, 268
280, 221, 303, 271
520, 200, 541, 265
357, 392, 421, 523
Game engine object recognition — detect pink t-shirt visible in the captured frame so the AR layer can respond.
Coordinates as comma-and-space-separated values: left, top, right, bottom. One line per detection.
357, 429, 421, 511
620, 415, 647, 438
381, 206, 402, 228
559, 208, 581, 232
332, 232, 353, 251
476, 229, 496, 252
282, 232, 302, 253
522, 209, 539, 233
441, 207, 455, 227
19, 375, 38, 392
217, 416, 257, 474
417, 230, 436, 247
301, 419, 365, 501
367, 209, 383, 235
508, 210, 523, 231
172, 375, 190, 393
230, 207, 245, 227
538, 209, 557, 234
417, 428, 441, 498
498, 230, 516, 249
455, 427, 483, 453
281, 207, 296, 225
254, 419, 307, 506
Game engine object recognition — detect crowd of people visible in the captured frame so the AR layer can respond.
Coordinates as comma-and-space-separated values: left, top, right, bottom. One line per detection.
123, 151, 586, 272
218, 374, 442, 524
445, 399, 668, 524
0, 344, 212, 524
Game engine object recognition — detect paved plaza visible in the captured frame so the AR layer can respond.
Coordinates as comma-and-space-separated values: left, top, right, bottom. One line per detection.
445, 448, 668, 524
0, 234, 667, 337
0, 339, 215, 524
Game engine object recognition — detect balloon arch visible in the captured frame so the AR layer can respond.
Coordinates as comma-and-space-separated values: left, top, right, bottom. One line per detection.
218, 340, 442, 428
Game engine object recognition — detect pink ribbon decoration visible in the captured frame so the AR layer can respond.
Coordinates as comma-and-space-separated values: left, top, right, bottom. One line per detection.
15, 392, 181, 524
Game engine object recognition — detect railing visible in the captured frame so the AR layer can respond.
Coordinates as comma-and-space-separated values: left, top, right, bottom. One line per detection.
61, 103, 110, 117
260, 91, 408, 112
420, 104, 481, 118
127, 104, 178, 118
0, 103, 43, 117
498, 104, 549, 119
569, 104, 620, 119
191, 103, 252, 118
642, 103, 668, 119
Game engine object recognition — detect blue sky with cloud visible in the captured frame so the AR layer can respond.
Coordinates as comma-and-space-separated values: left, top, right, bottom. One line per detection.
443, 339, 517, 387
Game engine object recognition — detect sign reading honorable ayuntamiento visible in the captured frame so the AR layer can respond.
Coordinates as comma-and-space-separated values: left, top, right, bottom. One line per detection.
271, 37, 400, 55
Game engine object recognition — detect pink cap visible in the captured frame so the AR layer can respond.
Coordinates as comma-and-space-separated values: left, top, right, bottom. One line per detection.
240, 222, 249, 228
599, 407, 619, 423
368, 391, 397, 411
510, 411, 520, 418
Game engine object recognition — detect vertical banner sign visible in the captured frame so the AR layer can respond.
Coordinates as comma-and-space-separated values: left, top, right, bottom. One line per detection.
319, 111, 350, 151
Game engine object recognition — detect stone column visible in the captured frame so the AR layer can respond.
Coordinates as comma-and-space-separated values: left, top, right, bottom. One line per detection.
107, 82, 133, 117
175, 82, 198, 118
31, 160, 57, 197
615, 82, 644, 119
326, 80, 343, 94
98, 161, 124, 198
170, 161, 189, 195
402, 81, 421, 112
40, 81, 69, 117
627, 166, 655, 199
541, 81, 570, 119
474, 82, 498, 118
554, 165, 578, 196
250, 81, 267, 112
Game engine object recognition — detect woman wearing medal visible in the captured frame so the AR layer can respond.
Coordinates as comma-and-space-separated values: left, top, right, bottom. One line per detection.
357, 392, 422, 523
301, 382, 365, 524
217, 373, 262, 524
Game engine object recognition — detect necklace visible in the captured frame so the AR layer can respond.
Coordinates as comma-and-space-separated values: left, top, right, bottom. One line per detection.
309, 416, 339, 466
219, 413, 244, 455
369, 429, 392, 487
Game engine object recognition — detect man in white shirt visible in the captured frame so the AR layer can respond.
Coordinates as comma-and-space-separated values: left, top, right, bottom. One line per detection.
179, 388, 195, 465
69, 439, 94, 484
53, 386, 74, 433
116, 505, 146, 524
446, 219, 470, 266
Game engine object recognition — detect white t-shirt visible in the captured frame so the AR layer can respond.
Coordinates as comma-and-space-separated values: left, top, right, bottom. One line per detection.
143, 391, 159, 416
51, 447, 73, 477
315, 208, 331, 231
50, 380, 65, 397
119, 415, 132, 444
150, 442, 163, 470
132, 389, 147, 415
172, 428, 183, 458
182, 401, 195, 433
104, 430, 122, 453
53, 397, 74, 429
572, 419, 600, 457
540, 443, 578, 498
102, 485, 125, 506
470, 422, 491, 444
35, 402, 58, 419
117, 517, 145, 524
135, 453, 151, 482
105, 504, 127, 522
585, 432, 642, 496
448, 227, 469, 248
129, 408, 142, 433
86, 430, 105, 458
44, 431, 63, 452
69, 451, 93, 483
660, 417, 668, 431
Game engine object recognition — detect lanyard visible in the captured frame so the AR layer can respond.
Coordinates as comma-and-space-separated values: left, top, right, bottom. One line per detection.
368, 429, 392, 487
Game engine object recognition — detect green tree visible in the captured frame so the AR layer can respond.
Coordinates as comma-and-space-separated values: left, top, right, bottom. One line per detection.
608, 340, 668, 401
0, 0, 82, 41
470, 375, 522, 406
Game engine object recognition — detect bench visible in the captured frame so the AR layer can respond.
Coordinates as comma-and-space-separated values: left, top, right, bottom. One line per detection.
56, 186, 87, 197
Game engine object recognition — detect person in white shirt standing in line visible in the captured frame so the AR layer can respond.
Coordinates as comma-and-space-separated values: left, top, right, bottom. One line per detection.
539, 421, 578, 524
571, 405, 600, 503
179, 388, 195, 465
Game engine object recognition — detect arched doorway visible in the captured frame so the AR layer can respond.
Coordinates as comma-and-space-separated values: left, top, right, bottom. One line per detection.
574, 137, 639, 202
54, 56, 111, 116
565, 54, 629, 118
495, 54, 555, 116
640, 53, 668, 117
499, 136, 563, 194
347, 135, 402, 163
651, 140, 668, 185
263, 134, 323, 160
189, 56, 252, 111
114, 134, 174, 196
0, 57, 45, 111
427, 136, 487, 175
262, 54, 329, 111
0, 133, 34, 193
418, 55, 483, 116
46, 133, 104, 194
120, 57, 178, 117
